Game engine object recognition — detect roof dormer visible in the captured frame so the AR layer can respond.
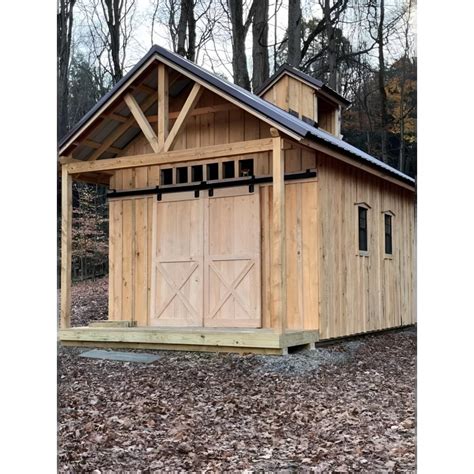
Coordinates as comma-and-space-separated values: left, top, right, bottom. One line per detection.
256, 65, 350, 139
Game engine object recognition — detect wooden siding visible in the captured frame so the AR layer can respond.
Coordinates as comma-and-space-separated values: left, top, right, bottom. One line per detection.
263, 75, 315, 123
108, 130, 320, 329
260, 178, 319, 330
315, 151, 416, 340
106, 87, 415, 337
262, 74, 341, 136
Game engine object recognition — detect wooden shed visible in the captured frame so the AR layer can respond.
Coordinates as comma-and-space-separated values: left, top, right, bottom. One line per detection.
58, 46, 416, 355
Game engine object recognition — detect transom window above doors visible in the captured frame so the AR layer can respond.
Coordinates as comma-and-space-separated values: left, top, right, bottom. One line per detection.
160, 158, 255, 185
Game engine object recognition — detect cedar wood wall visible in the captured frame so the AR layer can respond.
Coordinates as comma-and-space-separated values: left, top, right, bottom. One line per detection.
106, 88, 416, 339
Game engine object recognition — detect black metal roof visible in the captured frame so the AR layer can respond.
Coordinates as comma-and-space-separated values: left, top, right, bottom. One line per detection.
59, 45, 414, 186
254, 63, 351, 107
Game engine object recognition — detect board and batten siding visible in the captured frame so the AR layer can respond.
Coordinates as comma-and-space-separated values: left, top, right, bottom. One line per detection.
315, 151, 416, 340
106, 94, 318, 329
107, 131, 320, 330
106, 86, 415, 337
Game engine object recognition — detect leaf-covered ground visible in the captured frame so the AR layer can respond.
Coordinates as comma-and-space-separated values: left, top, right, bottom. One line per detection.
58, 278, 416, 472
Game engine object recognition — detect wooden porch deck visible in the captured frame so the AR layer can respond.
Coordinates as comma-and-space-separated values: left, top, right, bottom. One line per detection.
59, 326, 320, 355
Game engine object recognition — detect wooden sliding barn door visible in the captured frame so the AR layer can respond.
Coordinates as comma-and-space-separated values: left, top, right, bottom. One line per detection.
205, 188, 261, 328
150, 187, 261, 328
150, 192, 204, 327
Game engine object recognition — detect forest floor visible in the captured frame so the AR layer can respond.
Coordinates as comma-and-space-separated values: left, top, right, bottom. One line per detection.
58, 277, 416, 472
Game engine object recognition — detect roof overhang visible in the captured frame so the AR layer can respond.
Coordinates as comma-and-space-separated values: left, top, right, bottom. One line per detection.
58, 46, 414, 191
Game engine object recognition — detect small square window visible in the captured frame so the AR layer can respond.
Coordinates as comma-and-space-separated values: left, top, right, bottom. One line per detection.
239, 159, 254, 177
176, 167, 188, 184
223, 161, 235, 179
161, 168, 173, 185
207, 163, 218, 180
191, 165, 203, 182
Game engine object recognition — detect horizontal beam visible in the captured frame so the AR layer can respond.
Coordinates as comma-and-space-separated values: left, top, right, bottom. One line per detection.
65, 138, 274, 174
146, 103, 238, 123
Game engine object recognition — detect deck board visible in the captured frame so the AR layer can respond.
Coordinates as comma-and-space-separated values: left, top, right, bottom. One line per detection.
59, 327, 319, 354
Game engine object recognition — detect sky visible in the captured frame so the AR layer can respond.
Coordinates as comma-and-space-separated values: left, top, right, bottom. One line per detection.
72, 0, 416, 83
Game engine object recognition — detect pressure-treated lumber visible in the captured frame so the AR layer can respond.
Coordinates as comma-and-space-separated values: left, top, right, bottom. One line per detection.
271, 131, 287, 333
65, 138, 273, 174
124, 93, 160, 153
157, 63, 169, 149
60, 167, 72, 329
62, 340, 289, 355
163, 83, 203, 152
59, 327, 319, 351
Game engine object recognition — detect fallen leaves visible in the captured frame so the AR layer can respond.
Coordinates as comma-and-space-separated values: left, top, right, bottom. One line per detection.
58, 278, 416, 472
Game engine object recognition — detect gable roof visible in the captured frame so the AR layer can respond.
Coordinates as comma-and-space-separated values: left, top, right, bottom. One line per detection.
59, 45, 414, 186
254, 64, 351, 107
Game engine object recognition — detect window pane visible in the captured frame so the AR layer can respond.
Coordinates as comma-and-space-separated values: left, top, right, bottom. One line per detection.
223, 161, 235, 179
191, 165, 203, 182
176, 167, 188, 184
160, 168, 173, 185
358, 207, 368, 251
239, 159, 254, 177
207, 163, 218, 180
385, 214, 392, 254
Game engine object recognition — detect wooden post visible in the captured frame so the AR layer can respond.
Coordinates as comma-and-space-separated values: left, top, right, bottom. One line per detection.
158, 63, 169, 150
270, 128, 287, 333
60, 166, 72, 329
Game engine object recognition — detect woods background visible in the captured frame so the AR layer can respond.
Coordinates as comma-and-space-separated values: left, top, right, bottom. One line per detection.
57, 0, 416, 281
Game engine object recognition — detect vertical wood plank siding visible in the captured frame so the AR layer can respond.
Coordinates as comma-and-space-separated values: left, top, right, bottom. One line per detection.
316, 152, 416, 339
106, 87, 415, 338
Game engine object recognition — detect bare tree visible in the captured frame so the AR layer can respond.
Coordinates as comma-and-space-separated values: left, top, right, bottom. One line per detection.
376, 0, 388, 161
398, 0, 414, 172
57, 0, 76, 139
153, 0, 220, 63
226, 0, 254, 90
80, 0, 137, 85
252, 0, 269, 90
287, 0, 302, 66
177, 0, 196, 60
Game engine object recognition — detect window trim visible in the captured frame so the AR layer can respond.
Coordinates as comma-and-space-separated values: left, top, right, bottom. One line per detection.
355, 202, 371, 256
382, 210, 395, 258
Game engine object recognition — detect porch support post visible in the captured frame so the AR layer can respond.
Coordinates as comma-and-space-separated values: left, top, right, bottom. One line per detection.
270, 128, 287, 333
60, 165, 72, 329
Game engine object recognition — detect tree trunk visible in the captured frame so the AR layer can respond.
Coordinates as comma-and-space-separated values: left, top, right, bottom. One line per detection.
177, 0, 195, 60
101, 0, 124, 84
377, 0, 388, 162
399, 0, 413, 173
187, 1, 196, 61
228, 0, 251, 90
57, 0, 76, 139
252, 0, 269, 90
324, 0, 337, 90
287, 0, 302, 66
